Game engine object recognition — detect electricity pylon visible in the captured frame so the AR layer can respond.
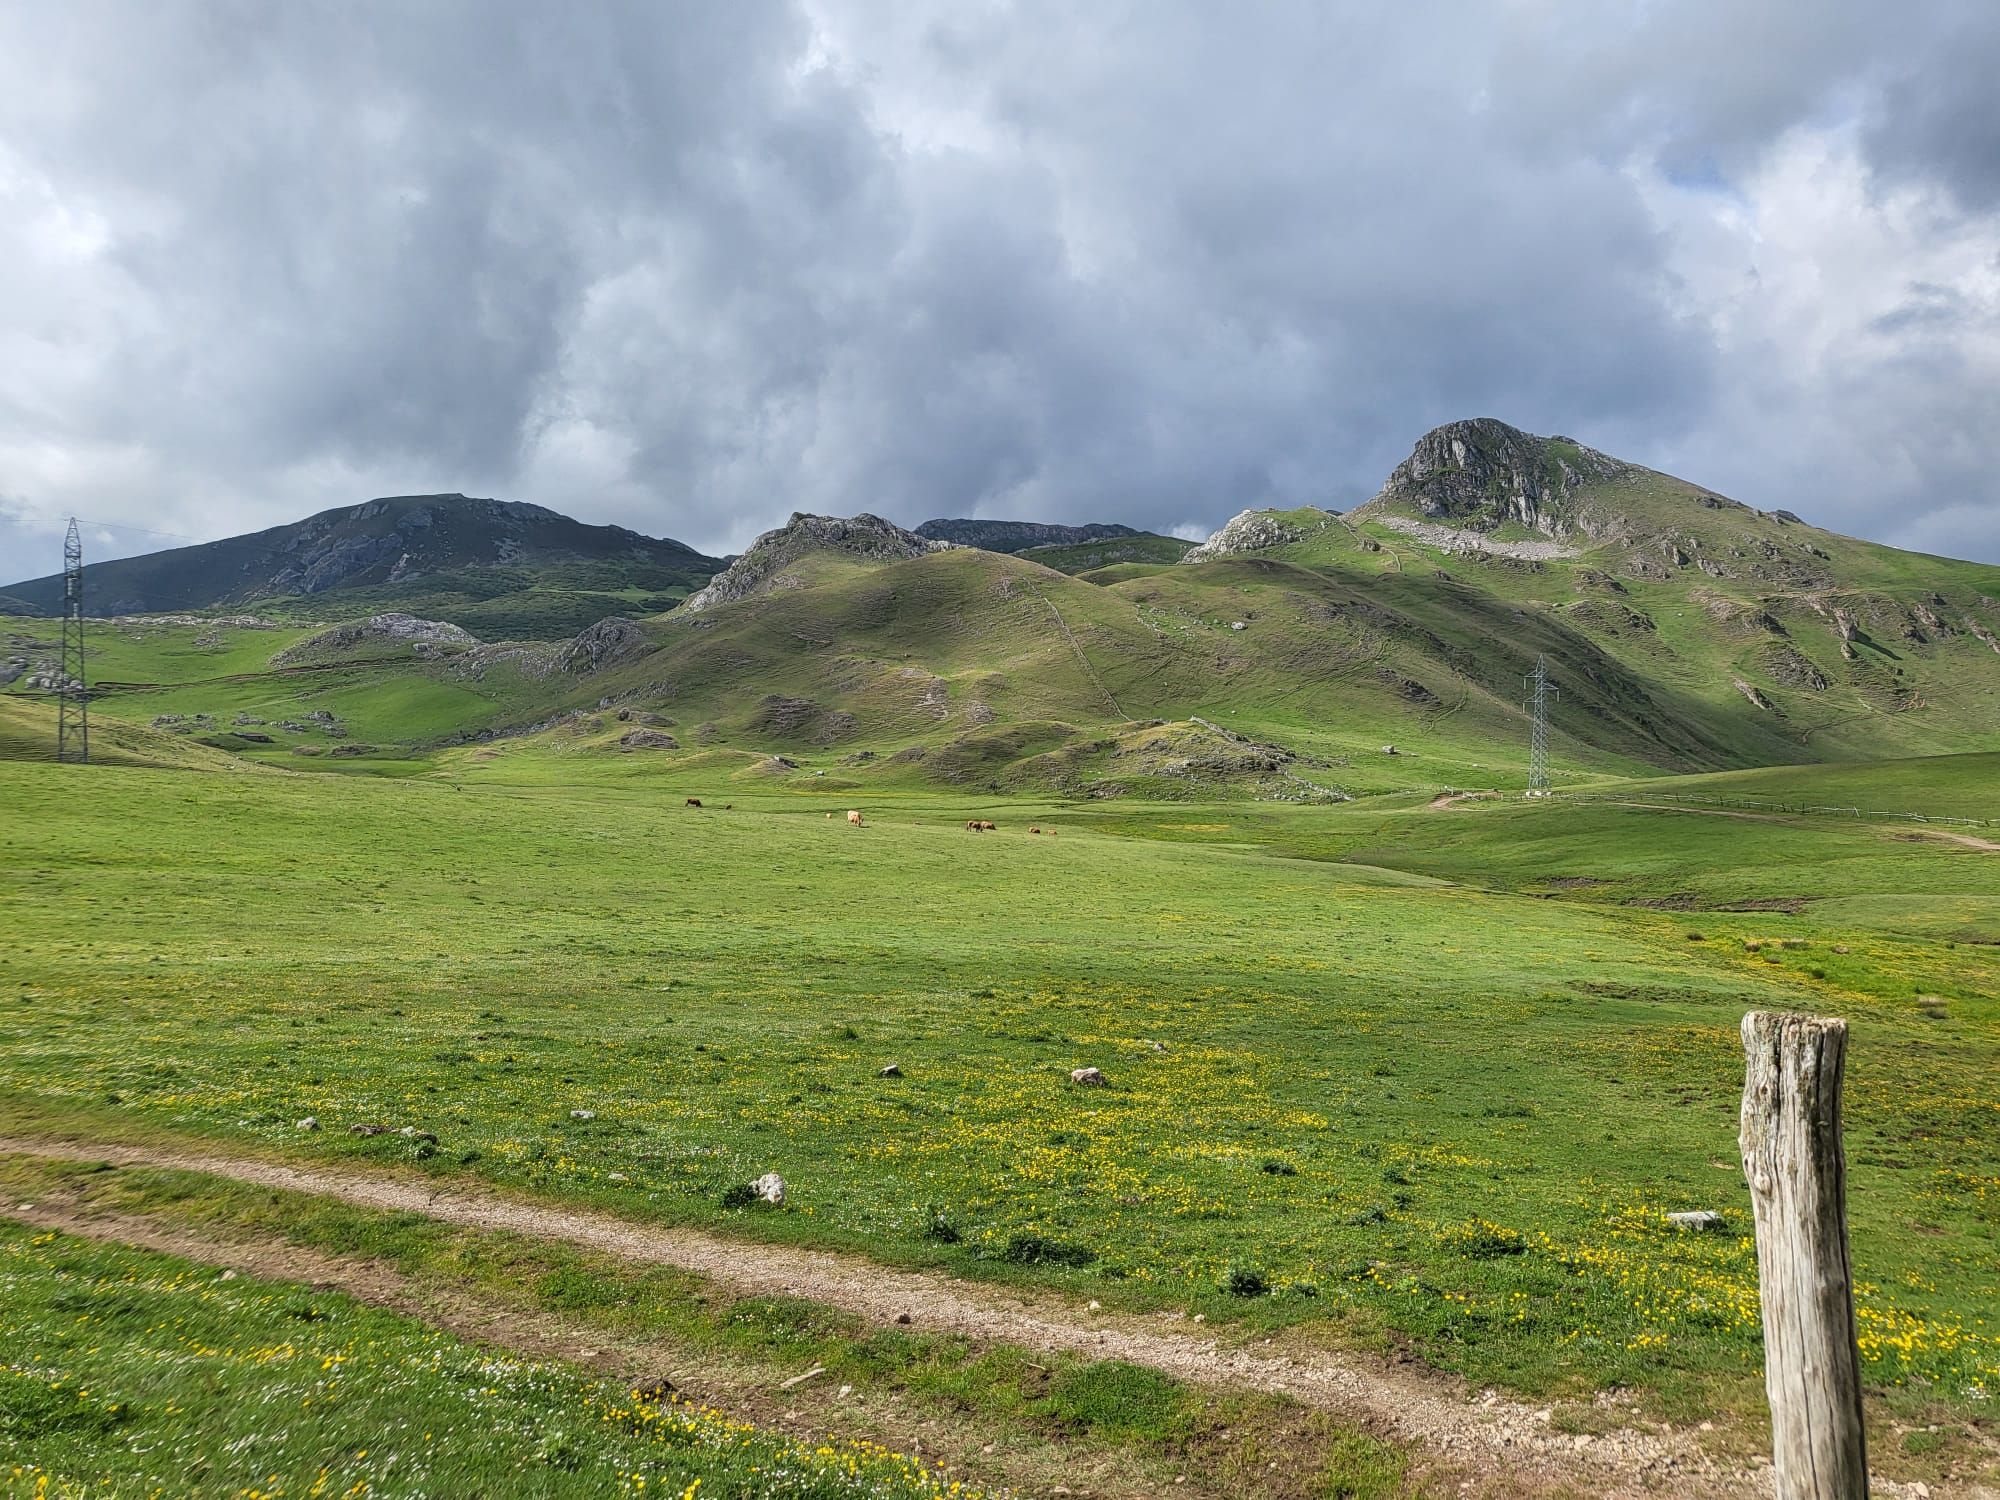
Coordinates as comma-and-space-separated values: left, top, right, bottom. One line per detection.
1523, 653, 1556, 796
57, 518, 88, 764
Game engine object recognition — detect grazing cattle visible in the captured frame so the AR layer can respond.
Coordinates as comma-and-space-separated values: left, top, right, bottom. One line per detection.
1029, 826, 1041, 834
965, 819, 983, 832
723, 804, 733, 811
846, 809, 864, 826
979, 820, 996, 831
685, 797, 702, 808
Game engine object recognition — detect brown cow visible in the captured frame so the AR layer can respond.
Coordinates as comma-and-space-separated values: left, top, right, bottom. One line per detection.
685, 797, 702, 808
846, 809, 864, 826
1029, 826, 1041, 834
979, 820, 996, 831
965, 820, 983, 832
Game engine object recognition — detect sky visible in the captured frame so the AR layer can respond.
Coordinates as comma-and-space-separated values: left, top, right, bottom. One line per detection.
3, 1, 1999, 580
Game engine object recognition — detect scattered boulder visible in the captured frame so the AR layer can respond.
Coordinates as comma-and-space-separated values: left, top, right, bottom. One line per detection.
295, 1116, 318, 1132
348, 1123, 388, 1137
618, 729, 679, 751
1070, 1066, 1107, 1088
751, 1172, 786, 1205
1733, 679, 1776, 712
1666, 1210, 1724, 1232
397, 1126, 438, 1144
570, 1109, 597, 1121
877, 1063, 903, 1078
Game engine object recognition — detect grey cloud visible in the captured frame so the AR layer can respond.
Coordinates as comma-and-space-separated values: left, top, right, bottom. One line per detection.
0, 0, 1996, 577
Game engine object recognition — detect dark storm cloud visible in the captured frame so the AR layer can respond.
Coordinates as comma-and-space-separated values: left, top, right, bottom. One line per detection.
1, 0, 1996, 575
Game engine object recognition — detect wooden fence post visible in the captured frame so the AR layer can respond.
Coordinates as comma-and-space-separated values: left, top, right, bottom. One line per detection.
1739, 1011, 1868, 1500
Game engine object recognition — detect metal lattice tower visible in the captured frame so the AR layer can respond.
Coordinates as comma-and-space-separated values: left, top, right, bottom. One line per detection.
58, 518, 88, 765
1523, 653, 1556, 796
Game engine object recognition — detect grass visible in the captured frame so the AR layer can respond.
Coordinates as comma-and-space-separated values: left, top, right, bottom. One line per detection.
0, 1216, 971, 1499
1, 755, 1995, 1445
1015, 535, 1196, 574
0, 1156, 1413, 1500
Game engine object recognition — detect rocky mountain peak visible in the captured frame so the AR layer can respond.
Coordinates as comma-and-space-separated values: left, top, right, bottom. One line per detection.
1367, 419, 1630, 538
680, 513, 953, 613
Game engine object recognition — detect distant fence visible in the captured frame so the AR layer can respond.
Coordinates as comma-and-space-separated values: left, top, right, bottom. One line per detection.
1552, 788, 1997, 830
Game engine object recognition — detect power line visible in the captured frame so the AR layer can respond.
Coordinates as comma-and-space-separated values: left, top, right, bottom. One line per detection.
71, 517, 202, 543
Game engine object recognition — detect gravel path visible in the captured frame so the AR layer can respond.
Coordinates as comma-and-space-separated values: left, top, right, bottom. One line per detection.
0, 1134, 1853, 1499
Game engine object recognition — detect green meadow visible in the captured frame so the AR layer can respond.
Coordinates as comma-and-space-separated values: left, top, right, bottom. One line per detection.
3, 748, 1995, 1444
0, 1217, 971, 1499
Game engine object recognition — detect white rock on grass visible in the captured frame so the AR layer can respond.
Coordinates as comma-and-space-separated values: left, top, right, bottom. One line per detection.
570, 1108, 597, 1120
1069, 1066, 1107, 1087
295, 1117, 318, 1131
1666, 1210, 1723, 1231
751, 1172, 786, 1204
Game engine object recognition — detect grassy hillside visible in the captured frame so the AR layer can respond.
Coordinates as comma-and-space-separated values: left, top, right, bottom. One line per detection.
2, 614, 556, 760
1017, 533, 1196, 572
243, 560, 705, 639
0, 695, 262, 771
1, 753, 1994, 1465
6, 423, 1997, 791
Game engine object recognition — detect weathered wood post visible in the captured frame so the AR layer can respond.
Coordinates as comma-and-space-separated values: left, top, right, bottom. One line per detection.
1739, 1011, 1868, 1499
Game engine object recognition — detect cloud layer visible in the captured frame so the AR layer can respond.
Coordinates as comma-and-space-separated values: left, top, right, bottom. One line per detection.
3, 0, 1998, 575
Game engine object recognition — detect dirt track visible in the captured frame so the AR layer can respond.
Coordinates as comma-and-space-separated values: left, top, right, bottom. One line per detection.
0, 1134, 1795, 1499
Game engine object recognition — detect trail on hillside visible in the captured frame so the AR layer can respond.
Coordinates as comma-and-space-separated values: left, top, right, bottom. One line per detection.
1898, 828, 2000, 853
1028, 582, 1125, 720
0, 1135, 1782, 1499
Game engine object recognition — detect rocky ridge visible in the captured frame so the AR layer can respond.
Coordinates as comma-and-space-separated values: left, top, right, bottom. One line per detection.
1182, 509, 1332, 563
681, 514, 953, 614
557, 616, 651, 674
271, 613, 477, 665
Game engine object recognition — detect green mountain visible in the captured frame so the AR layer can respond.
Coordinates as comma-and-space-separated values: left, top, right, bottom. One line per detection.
0, 494, 723, 639
7, 420, 1998, 792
